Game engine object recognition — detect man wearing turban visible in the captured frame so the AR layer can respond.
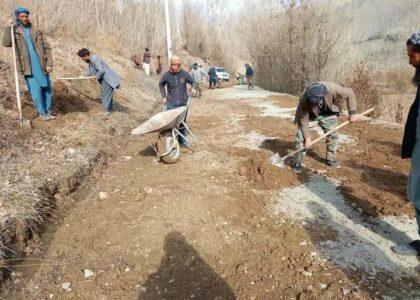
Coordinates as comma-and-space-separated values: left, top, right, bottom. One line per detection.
2, 7, 54, 121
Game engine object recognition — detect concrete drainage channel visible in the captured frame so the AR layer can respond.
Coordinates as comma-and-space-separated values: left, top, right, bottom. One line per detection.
271, 175, 419, 298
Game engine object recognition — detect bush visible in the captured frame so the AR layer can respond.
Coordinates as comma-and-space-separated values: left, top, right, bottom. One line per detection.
345, 63, 382, 117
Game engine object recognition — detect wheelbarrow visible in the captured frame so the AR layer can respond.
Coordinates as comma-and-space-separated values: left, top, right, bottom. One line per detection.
131, 106, 196, 164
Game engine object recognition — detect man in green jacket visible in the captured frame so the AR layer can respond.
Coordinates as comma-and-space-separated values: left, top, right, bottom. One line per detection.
293, 82, 357, 173
2, 7, 54, 120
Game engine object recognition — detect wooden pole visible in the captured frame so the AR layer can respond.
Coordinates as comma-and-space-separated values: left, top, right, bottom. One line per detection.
10, 23, 24, 127
56, 76, 96, 81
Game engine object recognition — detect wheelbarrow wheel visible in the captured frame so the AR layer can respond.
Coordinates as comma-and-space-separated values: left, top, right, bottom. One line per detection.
156, 130, 181, 164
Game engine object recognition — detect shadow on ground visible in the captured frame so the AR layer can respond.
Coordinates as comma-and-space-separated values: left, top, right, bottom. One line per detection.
139, 231, 235, 299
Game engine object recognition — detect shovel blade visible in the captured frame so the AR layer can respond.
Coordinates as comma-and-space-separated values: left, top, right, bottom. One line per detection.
269, 153, 285, 168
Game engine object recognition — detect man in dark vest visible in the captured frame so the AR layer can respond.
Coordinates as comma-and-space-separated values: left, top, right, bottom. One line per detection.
392, 32, 420, 257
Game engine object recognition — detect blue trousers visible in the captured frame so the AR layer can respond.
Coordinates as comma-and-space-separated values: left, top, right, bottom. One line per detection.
166, 102, 188, 146
25, 75, 52, 116
100, 80, 115, 112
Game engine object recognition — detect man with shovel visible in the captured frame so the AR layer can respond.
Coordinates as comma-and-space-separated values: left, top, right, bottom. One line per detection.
2, 7, 54, 121
77, 48, 121, 117
293, 82, 357, 173
159, 55, 196, 148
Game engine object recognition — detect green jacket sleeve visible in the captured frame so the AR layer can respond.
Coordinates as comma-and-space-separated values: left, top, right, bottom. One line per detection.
2, 26, 12, 47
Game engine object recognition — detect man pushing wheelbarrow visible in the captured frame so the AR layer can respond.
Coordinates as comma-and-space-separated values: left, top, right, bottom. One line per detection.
131, 55, 197, 164
159, 55, 197, 149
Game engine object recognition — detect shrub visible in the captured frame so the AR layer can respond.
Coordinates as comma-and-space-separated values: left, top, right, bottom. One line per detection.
345, 63, 382, 117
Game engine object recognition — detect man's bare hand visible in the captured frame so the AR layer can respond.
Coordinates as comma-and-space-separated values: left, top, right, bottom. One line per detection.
348, 114, 357, 123
304, 137, 312, 149
46, 66, 53, 73
162, 98, 167, 105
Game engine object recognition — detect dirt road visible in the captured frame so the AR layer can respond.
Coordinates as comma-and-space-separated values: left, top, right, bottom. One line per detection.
3, 86, 420, 299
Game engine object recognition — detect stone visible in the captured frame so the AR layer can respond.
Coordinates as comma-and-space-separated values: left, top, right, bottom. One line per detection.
320, 283, 328, 290
98, 192, 109, 200
302, 271, 313, 277
84, 269, 95, 279
342, 288, 351, 296
144, 186, 153, 195
62, 282, 72, 292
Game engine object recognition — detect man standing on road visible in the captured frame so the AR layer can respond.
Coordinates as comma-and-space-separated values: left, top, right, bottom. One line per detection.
77, 48, 121, 117
245, 63, 254, 90
143, 48, 151, 76
190, 63, 207, 98
292, 82, 357, 173
159, 55, 196, 148
208, 67, 217, 89
392, 32, 420, 258
2, 7, 54, 121
155, 55, 163, 76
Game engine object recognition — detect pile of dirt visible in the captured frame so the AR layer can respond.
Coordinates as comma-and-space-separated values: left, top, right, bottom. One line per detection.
237, 152, 301, 189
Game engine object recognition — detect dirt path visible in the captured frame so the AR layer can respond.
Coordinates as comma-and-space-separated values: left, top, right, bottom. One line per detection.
3, 86, 420, 299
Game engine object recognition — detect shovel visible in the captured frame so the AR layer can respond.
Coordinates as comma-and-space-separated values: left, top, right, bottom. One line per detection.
10, 22, 31, 127
269, 108, 374, 168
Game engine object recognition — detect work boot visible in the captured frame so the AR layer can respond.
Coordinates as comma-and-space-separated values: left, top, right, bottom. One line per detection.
326, 158, 341, 168
293, 163, 303, 174
391, 240, 420, 257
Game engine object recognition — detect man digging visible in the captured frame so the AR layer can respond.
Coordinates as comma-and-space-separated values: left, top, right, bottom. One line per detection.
391, 32, 420, 258
2, 7, 54, 121
77, 48, 121, 117
293, 82, 357, 173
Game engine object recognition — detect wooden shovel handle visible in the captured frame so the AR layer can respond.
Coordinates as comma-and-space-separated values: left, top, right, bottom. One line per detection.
281, 108, 374, 161
57, 76, 96, 81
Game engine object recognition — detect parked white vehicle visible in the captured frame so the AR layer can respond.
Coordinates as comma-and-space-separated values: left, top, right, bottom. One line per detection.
211, 67, 230, 81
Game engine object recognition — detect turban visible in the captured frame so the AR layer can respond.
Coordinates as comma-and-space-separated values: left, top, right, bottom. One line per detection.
15, 7, 30, 16
409, 31, 420, 46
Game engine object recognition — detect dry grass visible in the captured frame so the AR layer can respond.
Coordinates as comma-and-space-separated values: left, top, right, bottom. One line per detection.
345, 63, 382, 117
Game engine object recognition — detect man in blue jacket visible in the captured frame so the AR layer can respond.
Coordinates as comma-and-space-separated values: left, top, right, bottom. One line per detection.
77, 48, 120, 116
245, 63, 254, 90
392, 32, 420, 258
159, 55, 196, 147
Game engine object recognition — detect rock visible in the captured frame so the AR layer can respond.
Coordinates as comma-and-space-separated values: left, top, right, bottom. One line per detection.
68, 148, 76, 155
98, 192, 109, 200
342, 288, 351, 296
320, 283, 328, 290
124, 156, 132, 161
84, 269, 95, 279
302, 271, 313, 277
144, 186, 153, 195
125, 267, 130, 272
238, 165, 247, 176
62, 282, 72, 292
300, 240, 308, 246
49, 294, 54, 299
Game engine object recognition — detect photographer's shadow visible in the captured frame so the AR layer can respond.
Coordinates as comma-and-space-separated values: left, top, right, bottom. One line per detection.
139, 231, 235, 300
